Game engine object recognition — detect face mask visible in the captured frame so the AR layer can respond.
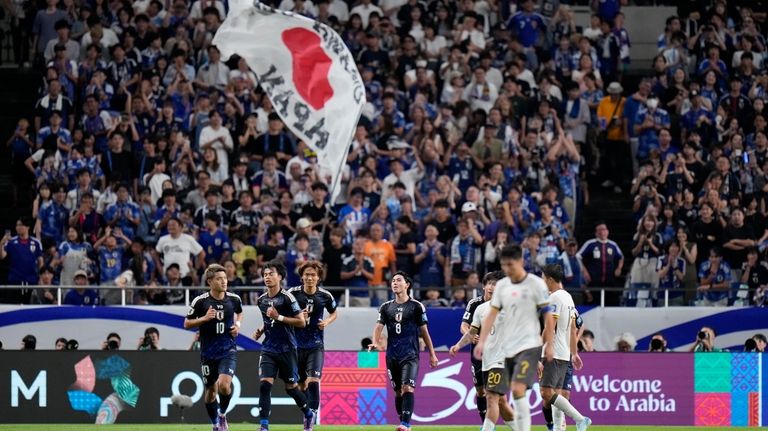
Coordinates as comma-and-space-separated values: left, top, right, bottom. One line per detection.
646, 98, 659, 110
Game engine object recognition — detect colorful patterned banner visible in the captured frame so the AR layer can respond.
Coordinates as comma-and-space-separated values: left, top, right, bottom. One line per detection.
320, 352, 764, 427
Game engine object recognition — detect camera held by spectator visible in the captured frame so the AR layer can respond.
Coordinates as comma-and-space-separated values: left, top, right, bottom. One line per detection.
102, 333, 122, 350
649, 333, 671, 352
138, 327, 161, 350
690, 326, 718, 352
21, 334, 36, 351
745, 334, 767, 352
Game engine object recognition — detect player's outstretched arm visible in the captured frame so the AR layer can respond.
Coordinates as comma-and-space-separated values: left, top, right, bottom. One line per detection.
184, 306, 216, 329
449, 326, 478, 356
420, 324, 439, 368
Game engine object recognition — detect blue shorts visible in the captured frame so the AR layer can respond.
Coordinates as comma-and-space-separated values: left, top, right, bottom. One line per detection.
201, 351, 237, 387
386, 357, 419, 391
298, 347, 324, 382
561, 360, 574, 391
259, 350, 299, 384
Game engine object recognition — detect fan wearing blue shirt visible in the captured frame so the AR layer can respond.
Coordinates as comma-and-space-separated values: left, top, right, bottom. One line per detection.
0, 217, 44, 303
38, 184, 69, 244
507, 0, 546, 49
697, 247, 731, 306
63, 270, 100, 306
199, 213, 232, 265
93, 227, 131, 305
105, 184, 141, 240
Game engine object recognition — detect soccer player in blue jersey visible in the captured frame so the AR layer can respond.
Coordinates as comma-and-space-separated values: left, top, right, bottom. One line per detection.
288, 261, 339, 420
184, 264, 243, 431
253, 261, 314, 431
369, 271, 438, 431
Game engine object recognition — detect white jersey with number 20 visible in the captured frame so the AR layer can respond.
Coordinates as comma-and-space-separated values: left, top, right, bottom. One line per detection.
490, 273, 550, 358
471, 301, 507, 371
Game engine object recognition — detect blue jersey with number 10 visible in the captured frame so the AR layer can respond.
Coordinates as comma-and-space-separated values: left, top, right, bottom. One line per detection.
187, 291, 243, 361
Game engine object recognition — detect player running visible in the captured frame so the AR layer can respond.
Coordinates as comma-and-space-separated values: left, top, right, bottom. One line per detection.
253, 261, 314, 431
474, 244, 553, 431
369, 271, 438, 431
288, 261, 339, 420
184, 264, 243, 431
540, 264, 591, 431
449, 270, 515, 431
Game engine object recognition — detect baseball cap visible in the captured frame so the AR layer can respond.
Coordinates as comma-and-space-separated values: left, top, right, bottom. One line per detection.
74, 270, 88, 279
296, 218, 311, 229
462, 202, 478, 213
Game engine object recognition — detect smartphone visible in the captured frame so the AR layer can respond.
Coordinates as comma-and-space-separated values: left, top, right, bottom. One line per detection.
743, 151, 749, 165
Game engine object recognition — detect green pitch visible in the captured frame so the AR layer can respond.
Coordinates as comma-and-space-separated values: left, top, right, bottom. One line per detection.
0, 426, 752, 431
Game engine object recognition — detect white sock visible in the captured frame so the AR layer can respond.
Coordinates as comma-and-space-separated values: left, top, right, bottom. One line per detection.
513, 397, 530, 431
505, 419, 516, 430
553, 395, 584, 423
482, 418, 496, 431
553, 405, 565, 430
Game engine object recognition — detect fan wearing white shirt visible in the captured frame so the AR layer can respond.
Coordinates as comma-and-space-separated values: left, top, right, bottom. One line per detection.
156, 217, 205, 279
349, 0, 383, 29
474, 244, 553, 431
199, 110, 233, 175
540, 264, 591, 431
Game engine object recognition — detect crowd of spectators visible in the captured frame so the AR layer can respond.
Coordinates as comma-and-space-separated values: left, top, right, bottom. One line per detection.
0, 0, 766, 309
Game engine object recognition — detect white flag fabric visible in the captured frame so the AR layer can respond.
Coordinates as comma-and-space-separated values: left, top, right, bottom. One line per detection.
213, 0, 364, 203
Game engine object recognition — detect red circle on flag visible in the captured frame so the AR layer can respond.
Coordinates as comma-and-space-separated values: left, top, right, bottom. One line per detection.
281, 27, 335, 111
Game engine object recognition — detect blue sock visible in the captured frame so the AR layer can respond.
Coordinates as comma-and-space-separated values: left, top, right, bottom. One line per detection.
307, 381, 320, 411
286, 386, 311, 416
219, 390, 232, 415
401, 392, 414, 426
259, 381, 273, 423
204, 401, 219, 425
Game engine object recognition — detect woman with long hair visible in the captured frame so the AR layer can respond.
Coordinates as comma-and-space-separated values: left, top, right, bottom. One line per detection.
677, 226, 699, 304
629, 215, 663, 306
201, 147, 227, 186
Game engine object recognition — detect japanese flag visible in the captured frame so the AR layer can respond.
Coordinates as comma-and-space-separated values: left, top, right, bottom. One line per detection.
214, 0, 365, 203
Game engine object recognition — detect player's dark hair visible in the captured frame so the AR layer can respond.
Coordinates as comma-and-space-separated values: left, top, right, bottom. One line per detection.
204, 263, 226, 282
482, 270, 505, 284
543, 264, 564, 283
263, 260, 287, 280
298, 260, 325, 280
499, 244, 523, 260
392, 271, 413, 290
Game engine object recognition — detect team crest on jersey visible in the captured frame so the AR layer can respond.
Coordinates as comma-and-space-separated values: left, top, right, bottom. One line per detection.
607, 248, 613, 255
30, 244, 36, 252
215, 239, 221, 246
395, 312, 402, 322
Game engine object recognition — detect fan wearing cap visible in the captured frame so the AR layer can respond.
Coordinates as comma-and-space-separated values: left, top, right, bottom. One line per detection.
63, 269, 100, 306
287, 218, 324, 258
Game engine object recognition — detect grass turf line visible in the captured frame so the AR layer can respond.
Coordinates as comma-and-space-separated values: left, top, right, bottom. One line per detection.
0, 426, 754, 431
